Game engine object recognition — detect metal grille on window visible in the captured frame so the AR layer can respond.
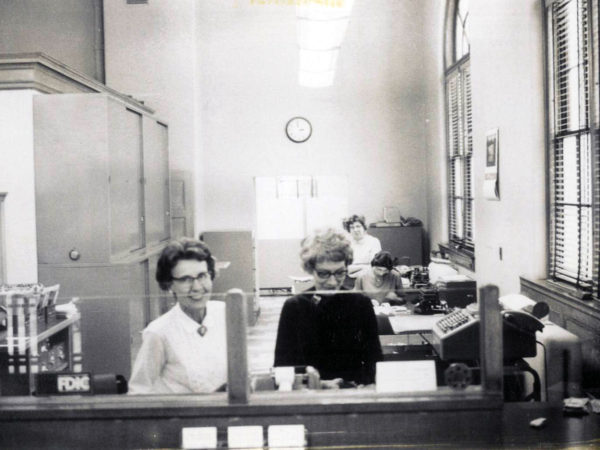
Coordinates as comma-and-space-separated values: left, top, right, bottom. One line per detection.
548, 0, 599, 293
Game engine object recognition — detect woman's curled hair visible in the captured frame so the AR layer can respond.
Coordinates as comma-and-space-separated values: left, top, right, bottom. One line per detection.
156, 237, 216, 290
342, 214, 367, 232
300, 228, 353, 273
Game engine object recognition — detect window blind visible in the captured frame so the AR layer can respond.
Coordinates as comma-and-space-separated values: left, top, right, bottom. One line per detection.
548, 0, 599, 292
446, 59, 474, 251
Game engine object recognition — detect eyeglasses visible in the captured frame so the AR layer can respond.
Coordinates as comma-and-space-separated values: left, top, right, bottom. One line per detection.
314, 269, 348, 280
172, 272, 210, 285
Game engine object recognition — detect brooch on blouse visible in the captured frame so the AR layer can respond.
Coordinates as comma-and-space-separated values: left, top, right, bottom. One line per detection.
197, 324, 207, 336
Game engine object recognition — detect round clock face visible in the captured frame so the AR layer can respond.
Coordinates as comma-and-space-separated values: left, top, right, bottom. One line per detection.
285, 117, 312, 143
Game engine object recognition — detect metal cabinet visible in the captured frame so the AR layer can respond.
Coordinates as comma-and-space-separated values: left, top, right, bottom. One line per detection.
34, 94, 170, 264
367, 225, 424, 266
33, 93, 171, 379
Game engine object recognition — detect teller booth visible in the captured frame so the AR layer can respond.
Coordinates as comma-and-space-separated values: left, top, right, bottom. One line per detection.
0, 281, 512, 449
1, 279, 596, 449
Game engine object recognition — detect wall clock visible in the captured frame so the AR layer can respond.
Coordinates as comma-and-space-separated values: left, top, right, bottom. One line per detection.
285, 117, 312, 143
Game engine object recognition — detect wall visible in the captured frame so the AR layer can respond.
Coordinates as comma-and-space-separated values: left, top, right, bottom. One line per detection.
423, 1, 448, 252
103, 0, 199, 233
427, 0, 547, 295
470, 0, 547, 295
196, 1, 433, 232
0, 91, 39, 283
0, 1, 548, 295
0, 0, 100, 80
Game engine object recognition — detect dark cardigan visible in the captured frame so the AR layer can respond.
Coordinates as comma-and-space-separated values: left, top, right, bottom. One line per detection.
274, 287, 383, 384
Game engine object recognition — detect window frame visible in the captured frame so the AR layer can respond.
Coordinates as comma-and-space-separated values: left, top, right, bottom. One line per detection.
443, 0, 475, 270
544, 0, 600, 299
0, 193, 6, 283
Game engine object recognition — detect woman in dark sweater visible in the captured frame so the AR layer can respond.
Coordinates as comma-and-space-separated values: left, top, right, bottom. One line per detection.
274, 228, 382, 385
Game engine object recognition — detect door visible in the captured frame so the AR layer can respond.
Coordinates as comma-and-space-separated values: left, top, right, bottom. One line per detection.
170, 170, 193, 239
255, 175, 348, 289
108, 104, 144, 256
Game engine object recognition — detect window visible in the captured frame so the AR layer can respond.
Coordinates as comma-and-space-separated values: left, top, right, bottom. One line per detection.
444, 0, 474, 267
546, 0, 599, 295
0, 193, 5, 284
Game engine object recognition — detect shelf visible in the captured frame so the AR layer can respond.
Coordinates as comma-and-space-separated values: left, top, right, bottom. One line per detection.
0, 313, 80, 351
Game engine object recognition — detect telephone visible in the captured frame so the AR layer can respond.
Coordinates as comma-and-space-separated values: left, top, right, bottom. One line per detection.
413, 289, 448, 315
502, 310, 544, 334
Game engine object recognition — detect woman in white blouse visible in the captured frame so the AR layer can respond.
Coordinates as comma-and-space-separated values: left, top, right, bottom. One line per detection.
128, 237, 227, 394
343, 214, 382, 280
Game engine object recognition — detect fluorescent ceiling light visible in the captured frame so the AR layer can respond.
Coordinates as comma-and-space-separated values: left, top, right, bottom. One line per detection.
296, 0, 355, 20
296, 0, 355, 88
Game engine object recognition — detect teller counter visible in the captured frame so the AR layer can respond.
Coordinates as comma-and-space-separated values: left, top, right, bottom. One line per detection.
1, 392, 600, 449
0, 389, 505, 448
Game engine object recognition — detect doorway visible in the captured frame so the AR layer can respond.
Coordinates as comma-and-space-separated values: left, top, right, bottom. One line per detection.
254, 175, 348, 290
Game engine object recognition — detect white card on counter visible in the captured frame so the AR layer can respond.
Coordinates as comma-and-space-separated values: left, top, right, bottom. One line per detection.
268, 424, 306, 449
227, 425, 263, 449
376, 360, 437, 393
181, 426, 218, 449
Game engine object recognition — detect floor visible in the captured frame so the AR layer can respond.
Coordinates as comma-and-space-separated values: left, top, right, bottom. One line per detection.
246, 296, 286, 373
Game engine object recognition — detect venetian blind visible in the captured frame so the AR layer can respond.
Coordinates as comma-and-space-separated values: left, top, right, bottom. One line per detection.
446, 59, 474, 251
548, 0, 599, 292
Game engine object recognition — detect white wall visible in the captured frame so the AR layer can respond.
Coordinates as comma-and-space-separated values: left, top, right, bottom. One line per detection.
470, 0, 547, 295
103, 0, 438, 242
423, 1, 447, 250
196, 0, 434, 233
0, 91, 39, 283
103, 0, 547, 295
103, 0, 199, 231
427, 0, 547, 295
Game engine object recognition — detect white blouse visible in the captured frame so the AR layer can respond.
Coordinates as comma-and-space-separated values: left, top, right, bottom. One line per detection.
128, 301, 228, 394
351, 234, 382, 265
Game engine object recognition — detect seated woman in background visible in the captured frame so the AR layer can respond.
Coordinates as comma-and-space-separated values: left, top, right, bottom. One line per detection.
274, 228, 382, 386
343, 214, 382, 280
354, 251, 405, 304
129, 237, 227, 394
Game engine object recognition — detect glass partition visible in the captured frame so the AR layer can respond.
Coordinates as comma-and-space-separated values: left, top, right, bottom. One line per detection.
0, 280, 513, 400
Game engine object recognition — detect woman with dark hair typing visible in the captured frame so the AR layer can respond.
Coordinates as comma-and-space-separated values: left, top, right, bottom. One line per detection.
128, 237, 227, 394
355, 251, 405, 304
274, 228, 382, 387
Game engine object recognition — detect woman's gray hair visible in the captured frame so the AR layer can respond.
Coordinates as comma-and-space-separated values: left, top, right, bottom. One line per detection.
300, 228, 354, 273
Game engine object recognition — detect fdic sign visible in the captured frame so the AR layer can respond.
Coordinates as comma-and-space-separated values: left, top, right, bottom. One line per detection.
35, 372, 93, 395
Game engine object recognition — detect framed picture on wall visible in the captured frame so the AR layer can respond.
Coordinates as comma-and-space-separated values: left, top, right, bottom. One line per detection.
484, 129, 500, 200
486, 130, 498, 168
